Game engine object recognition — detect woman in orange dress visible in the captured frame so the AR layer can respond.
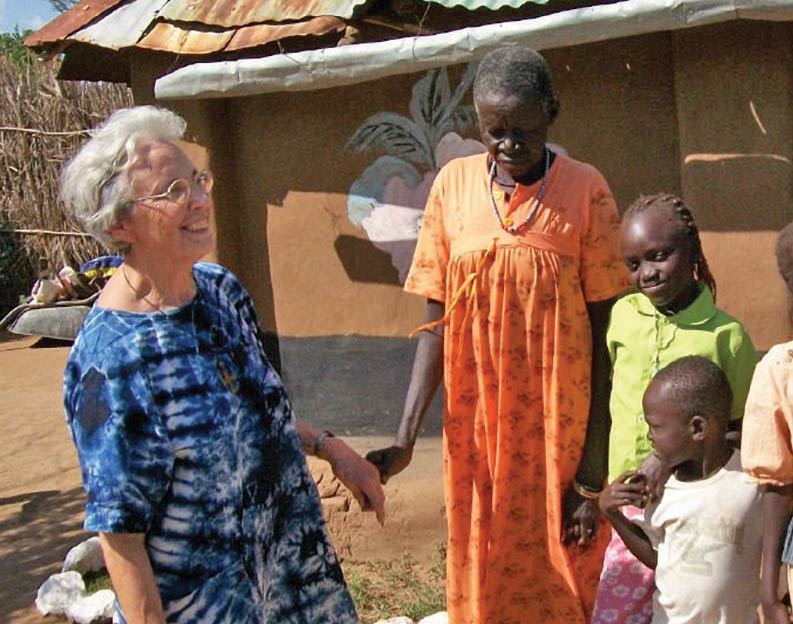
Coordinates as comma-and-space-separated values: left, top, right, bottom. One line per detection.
366, 47, 629, 623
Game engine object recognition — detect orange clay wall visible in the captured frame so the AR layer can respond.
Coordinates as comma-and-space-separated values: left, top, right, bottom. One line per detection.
133, 21, 791, 350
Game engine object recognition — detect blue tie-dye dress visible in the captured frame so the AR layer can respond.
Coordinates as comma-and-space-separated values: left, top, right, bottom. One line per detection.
63, 262, 359, 623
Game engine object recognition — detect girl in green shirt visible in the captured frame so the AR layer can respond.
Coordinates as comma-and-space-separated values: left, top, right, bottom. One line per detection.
591, 193, 757, 624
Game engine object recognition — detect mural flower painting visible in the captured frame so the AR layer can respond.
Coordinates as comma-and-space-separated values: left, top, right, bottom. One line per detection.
347, 64, 484, 282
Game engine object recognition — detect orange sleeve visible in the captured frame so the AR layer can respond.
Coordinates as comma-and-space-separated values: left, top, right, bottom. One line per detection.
742, 348, 793, 485
579, 175, 630, 303
404, 171, 449, 303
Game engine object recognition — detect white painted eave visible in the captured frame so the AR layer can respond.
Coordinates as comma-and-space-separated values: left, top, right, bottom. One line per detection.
155, 0, 793, 100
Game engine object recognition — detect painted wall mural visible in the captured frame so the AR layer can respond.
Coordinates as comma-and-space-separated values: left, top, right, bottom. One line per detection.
346, 64, 486, 282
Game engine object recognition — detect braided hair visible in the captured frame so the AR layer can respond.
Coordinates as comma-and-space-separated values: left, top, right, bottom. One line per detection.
624, 193, 717, 301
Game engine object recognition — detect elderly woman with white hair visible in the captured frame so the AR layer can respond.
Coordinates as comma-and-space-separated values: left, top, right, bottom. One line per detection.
60, 105, 384, 623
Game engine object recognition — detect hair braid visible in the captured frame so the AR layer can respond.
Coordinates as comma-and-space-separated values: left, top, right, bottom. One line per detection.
624, 193, 717, 301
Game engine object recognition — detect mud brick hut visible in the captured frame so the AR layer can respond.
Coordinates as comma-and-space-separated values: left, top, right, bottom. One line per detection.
26, 0, 793, 430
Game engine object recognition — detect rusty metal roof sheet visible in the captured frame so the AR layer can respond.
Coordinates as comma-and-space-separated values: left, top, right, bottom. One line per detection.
136, 15, 346, 54
26, 0, 362, 59
69, 0, 166, 50
157, 0, 371, 28
226, 16, 346, 52
24, 0, 128, 47
427, 0, 548, 7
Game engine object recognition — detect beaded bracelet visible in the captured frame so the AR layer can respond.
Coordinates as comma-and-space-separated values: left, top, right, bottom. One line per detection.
573, 480, 602, 500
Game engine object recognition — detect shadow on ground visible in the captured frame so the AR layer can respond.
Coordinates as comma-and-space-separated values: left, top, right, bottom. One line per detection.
0, 487, 89, 622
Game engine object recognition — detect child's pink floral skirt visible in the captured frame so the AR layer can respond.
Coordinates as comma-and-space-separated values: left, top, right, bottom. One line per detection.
591, 505, 655, 624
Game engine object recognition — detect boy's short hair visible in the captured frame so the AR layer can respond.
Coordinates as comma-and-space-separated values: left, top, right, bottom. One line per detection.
651, 356, 732, 423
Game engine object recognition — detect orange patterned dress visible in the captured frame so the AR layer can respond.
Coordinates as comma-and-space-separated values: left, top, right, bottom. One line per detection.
405, 152, 628, 624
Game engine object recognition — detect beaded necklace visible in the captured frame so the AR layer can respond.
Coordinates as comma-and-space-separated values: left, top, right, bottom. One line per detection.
488, 146, 550, 234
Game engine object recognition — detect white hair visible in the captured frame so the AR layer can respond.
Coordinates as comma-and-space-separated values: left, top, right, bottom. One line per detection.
60, 106, 187, 252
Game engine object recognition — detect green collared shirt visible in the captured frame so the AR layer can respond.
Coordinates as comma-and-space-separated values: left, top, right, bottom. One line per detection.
606, 286, 757, 481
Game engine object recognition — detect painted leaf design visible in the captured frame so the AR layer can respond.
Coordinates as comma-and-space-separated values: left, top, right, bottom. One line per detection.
409, 68, 452, 153
436, 62, 478, 134
347, 112, 433, 169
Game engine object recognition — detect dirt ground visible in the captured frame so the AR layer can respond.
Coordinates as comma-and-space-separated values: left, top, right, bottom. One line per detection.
0, 333, 446, 623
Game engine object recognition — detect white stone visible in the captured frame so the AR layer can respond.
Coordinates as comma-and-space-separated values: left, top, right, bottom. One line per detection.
372, 618, 414, 624
62, 536, 105, 575
35, 571, 85, 616
418, 612, 448, 624
65, 589, 116, 624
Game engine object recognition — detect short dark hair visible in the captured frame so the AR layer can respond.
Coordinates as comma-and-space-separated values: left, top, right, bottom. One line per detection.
624, 193, 717, 301
473, 46, 560, 122
650, 356, 732, 424
777, 221, 793, 292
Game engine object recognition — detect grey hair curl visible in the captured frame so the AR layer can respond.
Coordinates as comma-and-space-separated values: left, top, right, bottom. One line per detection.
60, 106, 187, 252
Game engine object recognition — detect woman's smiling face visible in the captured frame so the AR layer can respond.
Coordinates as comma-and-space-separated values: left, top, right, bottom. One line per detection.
116, 140, 215, 263
475, 90, 550, 181
620, 206, 697, 312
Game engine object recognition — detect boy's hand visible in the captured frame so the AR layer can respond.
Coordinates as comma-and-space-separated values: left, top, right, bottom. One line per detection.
637, 454, 671, 503
760, 601, 791, 624
598, 471, 648, 514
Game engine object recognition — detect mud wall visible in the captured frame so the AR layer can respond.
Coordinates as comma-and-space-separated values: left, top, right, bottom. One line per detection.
130, 20, 791, 381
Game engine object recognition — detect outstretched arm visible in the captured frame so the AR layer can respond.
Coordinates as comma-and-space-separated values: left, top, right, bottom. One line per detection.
599, 472, 656, 569
298, 424, 386, 525
366, 300, 444, 483
605, 510, 657, 569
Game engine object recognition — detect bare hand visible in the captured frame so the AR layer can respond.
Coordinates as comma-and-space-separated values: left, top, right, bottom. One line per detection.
761, 601, 792, 624
323, 438, 386, 525
637, 453, 670, 503
365, 445, 413, 485
561, 488, 600, 547
599, 471, 649, 514
761, 577, 792, 624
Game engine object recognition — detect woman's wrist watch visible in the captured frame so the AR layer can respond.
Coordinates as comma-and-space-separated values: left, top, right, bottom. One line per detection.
313, 430, 336, 460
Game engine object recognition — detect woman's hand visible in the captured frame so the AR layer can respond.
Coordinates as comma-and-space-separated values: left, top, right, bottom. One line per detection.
599, 471, 648, 515
561, 488, 600, 547
637, 453, 670, 503
322, 438, 386, 526
364, 445, 413, 485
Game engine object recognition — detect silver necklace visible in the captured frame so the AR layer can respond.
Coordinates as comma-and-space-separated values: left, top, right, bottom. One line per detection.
488, 146, 550, 234
121, 264, 200, 355
121, 264, 161, 310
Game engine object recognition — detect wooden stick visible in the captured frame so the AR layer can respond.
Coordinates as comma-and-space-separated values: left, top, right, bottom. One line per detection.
0, 126, 90, 137
0, 228, 91, 237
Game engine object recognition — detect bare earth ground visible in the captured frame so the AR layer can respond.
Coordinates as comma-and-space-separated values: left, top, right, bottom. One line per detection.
0, 333, 446, 623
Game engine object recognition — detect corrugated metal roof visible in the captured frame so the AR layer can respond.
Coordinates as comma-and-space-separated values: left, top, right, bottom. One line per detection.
24, 0, 128, 47
427, 0, 548, 7
226, 16, 346, 52
23, 0, 575, 80
25, 0, 362, 59
69, 0, 165, 50
136, 15, 346, 54
158, 0, 371, 28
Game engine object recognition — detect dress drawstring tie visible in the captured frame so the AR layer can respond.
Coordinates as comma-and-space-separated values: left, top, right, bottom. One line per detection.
409, 238, 499, 342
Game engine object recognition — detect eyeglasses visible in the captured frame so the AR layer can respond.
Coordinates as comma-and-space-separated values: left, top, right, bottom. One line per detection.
133, 170, 214, 206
